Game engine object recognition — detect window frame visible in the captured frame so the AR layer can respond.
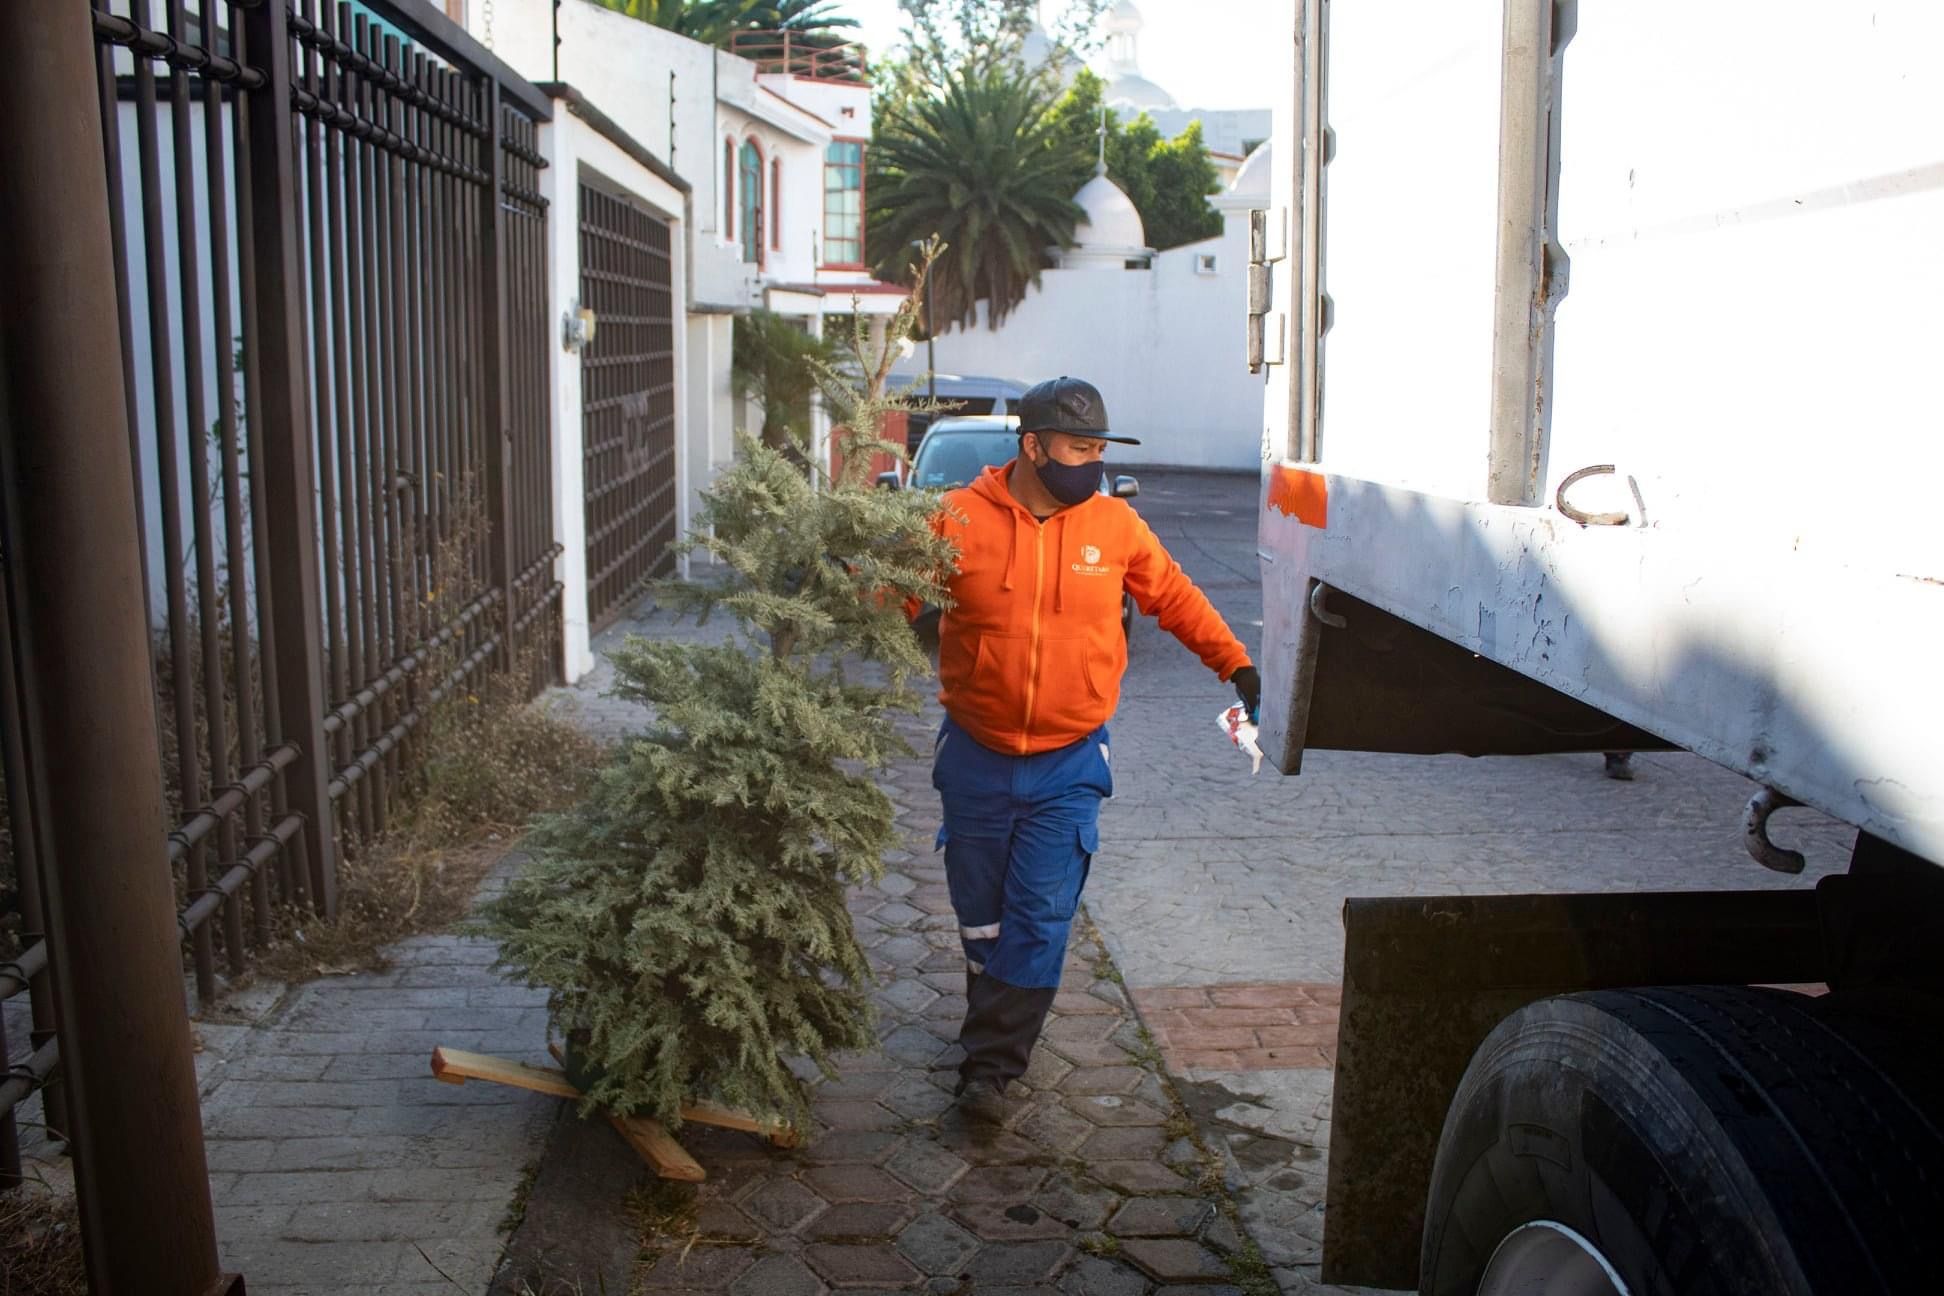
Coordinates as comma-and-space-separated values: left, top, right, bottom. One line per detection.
770, 157, 782, 252
723, 136, 736, 242
739, 136, 766, 268
820, 136, 867, 271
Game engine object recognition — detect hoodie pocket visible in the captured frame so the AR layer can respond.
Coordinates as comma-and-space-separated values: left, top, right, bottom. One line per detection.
1035, 638, 1117, 739
948, 632, 1033, 733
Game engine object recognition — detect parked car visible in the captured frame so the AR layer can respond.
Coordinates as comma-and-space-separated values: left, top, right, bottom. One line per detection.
882, 415, 1140, 634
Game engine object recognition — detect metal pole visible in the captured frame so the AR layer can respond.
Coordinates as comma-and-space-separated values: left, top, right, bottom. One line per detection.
0, 4, 234, 1292
1485, 0, 1556, 505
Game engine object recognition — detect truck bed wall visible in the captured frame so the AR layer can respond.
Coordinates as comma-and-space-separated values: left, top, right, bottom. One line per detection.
1256, 0, 1944, 863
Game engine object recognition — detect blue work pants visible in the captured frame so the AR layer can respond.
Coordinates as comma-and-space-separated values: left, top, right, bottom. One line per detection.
933, 716, 1111, 1086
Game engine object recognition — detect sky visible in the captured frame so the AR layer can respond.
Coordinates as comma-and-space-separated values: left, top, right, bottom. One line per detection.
831, 0, 1288, 113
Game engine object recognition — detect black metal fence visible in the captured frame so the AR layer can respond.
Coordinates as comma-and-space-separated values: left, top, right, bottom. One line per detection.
580, 182, 679, 631
0, 0, 558, 1271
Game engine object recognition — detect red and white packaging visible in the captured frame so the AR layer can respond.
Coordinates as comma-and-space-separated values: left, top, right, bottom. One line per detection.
1216, 703, 1264, 775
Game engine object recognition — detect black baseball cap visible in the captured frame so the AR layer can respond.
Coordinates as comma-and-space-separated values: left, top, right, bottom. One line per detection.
1016, 376, 1142, 446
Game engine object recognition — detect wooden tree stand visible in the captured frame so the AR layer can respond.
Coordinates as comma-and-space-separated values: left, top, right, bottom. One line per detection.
429, 1044, 799, 1182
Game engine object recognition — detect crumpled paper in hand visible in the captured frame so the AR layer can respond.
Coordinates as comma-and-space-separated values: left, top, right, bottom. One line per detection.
1216, 703, 1264, 775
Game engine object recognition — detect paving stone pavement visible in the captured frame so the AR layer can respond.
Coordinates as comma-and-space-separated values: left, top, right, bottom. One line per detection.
495, 640, 1273, 1294
190, 854, 558, 1295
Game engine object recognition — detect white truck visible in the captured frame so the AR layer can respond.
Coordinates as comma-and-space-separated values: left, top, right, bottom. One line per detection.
1249, 3, 1943, 1293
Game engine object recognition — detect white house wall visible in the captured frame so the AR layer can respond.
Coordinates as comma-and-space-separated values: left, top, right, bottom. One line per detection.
471, 0, 743, 311
928, 221, 1264, 470
685, 313, 736, 559
716, 100, 829, 296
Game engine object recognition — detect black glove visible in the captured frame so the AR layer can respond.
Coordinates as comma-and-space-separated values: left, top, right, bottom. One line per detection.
1230, 664, 1261, 724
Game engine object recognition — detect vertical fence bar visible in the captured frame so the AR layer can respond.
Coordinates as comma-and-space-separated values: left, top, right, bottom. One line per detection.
320, 0, 362, 840
338, 2, 381, 840
300, 0, 346, 869
94, 1, 153, 630
365, 18, 401, 815
204, 5, 272, 946
128, 0, 217, 1001
0, 4, 229, 1286
234, 0, 306, 911
481, 83, 516, 666
240, 0, 338, 916
404, 51, 430, 639
165, 0, 247, 979
429, 62, 452, 562
383, 35, 422, 783
460, 71, 480, 593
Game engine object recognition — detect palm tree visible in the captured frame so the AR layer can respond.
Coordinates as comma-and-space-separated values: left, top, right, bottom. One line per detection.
591, 0, 858, 48
866, 64, 1083, 330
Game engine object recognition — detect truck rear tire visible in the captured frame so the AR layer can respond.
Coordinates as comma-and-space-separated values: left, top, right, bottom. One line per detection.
1420, 985, 1942, 1296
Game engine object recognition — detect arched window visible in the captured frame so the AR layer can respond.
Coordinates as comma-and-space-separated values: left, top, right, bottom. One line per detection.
739, 138, 764, 266
770, 158, 782, 251
723, 137, 736, 240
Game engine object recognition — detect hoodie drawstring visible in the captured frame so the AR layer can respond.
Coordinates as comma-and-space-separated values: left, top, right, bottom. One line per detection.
1054, 514, 1067, 613
1001, 512, 1019, 592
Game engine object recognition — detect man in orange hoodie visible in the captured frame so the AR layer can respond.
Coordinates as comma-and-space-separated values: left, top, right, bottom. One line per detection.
927, 376, 1260, 1119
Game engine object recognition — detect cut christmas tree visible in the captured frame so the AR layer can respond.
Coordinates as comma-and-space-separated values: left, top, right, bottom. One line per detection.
477, 248, 958, 1143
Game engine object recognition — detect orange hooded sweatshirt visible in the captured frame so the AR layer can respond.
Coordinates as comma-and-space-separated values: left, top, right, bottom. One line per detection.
929, 463, 1252, 756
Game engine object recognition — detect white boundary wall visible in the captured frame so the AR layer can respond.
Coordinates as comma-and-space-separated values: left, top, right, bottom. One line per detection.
926, 218, 1265, 470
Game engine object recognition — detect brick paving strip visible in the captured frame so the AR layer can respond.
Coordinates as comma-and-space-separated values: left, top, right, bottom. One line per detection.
1127, 985, 1341, 1073
493, 709, 1280, 1296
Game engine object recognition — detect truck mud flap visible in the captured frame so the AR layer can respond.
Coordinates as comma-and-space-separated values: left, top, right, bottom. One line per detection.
1323, 888, 1824, 1291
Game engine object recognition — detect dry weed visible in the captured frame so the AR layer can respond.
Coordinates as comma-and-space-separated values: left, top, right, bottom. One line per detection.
0, 1184, 87, 1296
254, 663, 600, 983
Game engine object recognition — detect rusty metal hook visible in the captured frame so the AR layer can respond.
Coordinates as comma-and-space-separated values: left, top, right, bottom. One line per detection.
1744, 786, 1806, 874
1309, 582, 1347, 630
1555, 464, 1630, 527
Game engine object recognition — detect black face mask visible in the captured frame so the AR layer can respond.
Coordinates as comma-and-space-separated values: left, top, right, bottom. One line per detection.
1030, 448, 1104, 507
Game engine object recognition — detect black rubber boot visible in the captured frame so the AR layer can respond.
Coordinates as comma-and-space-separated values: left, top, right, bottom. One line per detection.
958, 972, 1058, 1091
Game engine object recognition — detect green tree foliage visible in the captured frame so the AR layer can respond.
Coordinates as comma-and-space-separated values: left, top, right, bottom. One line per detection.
590, 0, 857, 47
867, 64, 1083, 330
478, 254, 959, 1134
731, 310, 845, 453
891, 0, 1103, 84
1043, 69, 1223, 251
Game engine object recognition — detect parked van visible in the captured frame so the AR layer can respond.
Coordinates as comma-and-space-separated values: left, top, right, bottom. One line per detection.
886, 371, 1030, 452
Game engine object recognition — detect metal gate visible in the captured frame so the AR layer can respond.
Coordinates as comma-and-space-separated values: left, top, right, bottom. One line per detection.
579, 182, 678, 631
0, 3, 557, 1286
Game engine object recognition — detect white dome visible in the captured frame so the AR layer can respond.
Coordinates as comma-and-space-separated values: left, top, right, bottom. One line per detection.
1021, 22, 1054, 67
1230, 140, 1271, 200
1105, 73, 1176, 111
1071, 171, 1148, 254
1105, 1, 1143, 31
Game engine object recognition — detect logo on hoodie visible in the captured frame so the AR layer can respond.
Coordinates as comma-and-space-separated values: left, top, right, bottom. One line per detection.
1072, 543, 1111, 576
